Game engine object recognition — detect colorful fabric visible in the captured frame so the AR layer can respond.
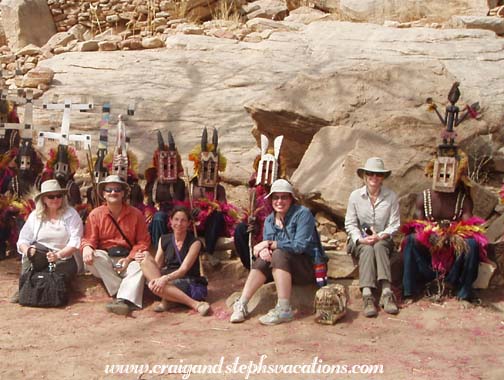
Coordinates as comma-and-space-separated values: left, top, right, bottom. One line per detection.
240, 185, 272, 244
43, 146, 79, 178
188, 143, 227, 178
400, 217, 488, 275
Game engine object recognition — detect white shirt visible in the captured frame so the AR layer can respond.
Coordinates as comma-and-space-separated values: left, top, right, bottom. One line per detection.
344, 185, 400, 244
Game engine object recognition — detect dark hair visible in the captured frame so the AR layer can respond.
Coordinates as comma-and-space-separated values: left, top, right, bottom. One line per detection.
170, 205, 191, 221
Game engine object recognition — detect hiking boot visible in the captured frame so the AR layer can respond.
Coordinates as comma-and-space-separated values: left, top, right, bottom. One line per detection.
379, 292, 399, 315
9, 291, 19, 304
362, 295, 378, 318
106, 299, 131, 315
230, 300, 248, 323
196, 302, 210, 316
259, 305, 294, 326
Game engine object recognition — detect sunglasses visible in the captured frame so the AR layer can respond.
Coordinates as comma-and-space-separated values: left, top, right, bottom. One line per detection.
365, 171, 385, 178
46, 194, 64, 200
272, 195, 291, 201
103, 187, 124, 193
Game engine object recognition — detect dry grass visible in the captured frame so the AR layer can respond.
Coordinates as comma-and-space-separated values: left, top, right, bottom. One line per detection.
211, 0, 242, 24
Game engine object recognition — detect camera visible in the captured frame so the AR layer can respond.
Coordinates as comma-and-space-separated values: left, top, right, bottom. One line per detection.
361, 223, 373, 236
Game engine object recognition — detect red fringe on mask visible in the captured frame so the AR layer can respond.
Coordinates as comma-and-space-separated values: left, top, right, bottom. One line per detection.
178, 198, 240, 237
401, 217, 488, 275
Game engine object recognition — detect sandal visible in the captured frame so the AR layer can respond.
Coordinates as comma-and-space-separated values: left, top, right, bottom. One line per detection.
154, 299, 169, 313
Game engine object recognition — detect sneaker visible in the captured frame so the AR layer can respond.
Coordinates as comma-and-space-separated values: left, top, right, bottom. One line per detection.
9, 291, 19, 304
106, 299, 131, 315
230, 300, 248, 323
259, 305, 294, 326
362, 295, 378, 318
379, 292, 399, 315
196, 302, 210, 316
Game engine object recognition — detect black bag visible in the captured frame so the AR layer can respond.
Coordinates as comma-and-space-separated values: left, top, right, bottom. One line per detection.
107, 246, 130, 257
19, 265, 68, 307
28, 243, 51, 271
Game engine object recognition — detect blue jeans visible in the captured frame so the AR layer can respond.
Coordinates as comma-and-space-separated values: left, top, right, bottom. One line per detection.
402, 234, 480, 300
149, 211, 168, 247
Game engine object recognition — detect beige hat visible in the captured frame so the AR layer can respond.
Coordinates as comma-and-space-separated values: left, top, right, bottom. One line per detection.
265, 179, 296, 199
35, 179, 67, 202
97, 175, 129, 199
357, 157, 391, 179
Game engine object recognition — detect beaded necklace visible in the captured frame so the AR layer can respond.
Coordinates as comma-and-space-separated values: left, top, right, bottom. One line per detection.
423, 188, 465, 222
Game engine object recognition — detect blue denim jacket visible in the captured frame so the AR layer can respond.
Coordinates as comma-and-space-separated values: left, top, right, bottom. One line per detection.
263, 204, 317, 256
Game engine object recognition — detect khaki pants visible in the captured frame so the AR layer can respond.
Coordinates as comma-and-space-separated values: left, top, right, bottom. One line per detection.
85, 249, 145, 308
353, 239, 394, 289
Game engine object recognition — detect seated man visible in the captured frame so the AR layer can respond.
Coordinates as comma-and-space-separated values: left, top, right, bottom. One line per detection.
402, 150, 487, 302
230, 179, 323, 325
81, 175, 151, 315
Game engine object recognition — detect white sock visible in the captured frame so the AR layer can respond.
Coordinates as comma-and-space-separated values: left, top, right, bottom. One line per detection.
239, 296, 249, 305
277, 298, 290, 310
362, 287, 372, 297
381, 280, 393, 295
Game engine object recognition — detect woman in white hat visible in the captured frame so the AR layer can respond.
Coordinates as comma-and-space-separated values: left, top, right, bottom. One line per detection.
344, 157, 400, 317
230, 179, 321, 325
15, 179, 83, 291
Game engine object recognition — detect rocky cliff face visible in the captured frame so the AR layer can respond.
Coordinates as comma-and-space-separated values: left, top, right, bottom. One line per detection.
1, 1, 503, 226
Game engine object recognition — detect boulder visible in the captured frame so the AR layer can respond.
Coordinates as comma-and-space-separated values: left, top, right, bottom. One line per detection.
0, 0, 57, 50
243, 0, 289, 21
41, 31, 77, 54
98, 41, 118, 51
15, 44, 42, 56
470, 183, 499, 219
77, 40, 99, 52
485, 212, 504, 242
452, 15, 504, 35
21, 66, 54, 88
284, 6, 331, 24
326, 250, 358, 279
141, 36, 165, 49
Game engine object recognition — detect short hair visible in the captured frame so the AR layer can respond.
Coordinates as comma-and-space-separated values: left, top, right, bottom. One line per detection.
170, 205, 191, 221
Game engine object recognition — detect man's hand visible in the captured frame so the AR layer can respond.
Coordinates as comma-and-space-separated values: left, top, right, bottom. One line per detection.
116, 257, 132, 273
134, 250, 147, 263
83, 246, 94, 265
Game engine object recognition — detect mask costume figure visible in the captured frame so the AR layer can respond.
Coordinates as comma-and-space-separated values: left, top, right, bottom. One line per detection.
188, 127, 238, 266
233, 135, 284, 270
401, 83, 487, 302
103, 115, 146, 213
145, 131, 186, 246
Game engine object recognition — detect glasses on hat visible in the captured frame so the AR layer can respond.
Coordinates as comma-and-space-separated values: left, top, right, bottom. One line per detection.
365, 171, 385, 178
103, 187, 124, 193
272, 194, 291, 201
46, 194, 64, 200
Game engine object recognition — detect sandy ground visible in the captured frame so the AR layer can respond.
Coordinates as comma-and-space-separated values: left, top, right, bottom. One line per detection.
1, 256, 504, 380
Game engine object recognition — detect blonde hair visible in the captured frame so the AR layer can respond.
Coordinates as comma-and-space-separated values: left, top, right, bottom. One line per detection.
35, 195, 69, 221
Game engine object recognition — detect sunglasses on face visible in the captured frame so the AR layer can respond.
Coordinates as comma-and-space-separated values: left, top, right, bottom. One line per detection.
103, 187, 124, 193
272, 195, 291, 201
46, 194, 64, 200
365, 171, 385, 178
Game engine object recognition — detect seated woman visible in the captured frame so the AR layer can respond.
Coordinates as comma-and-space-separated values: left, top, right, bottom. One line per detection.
140, 206, 210, 316
15, 180, 83, 298
344, 157, 400, 318
230, 179, 318, 326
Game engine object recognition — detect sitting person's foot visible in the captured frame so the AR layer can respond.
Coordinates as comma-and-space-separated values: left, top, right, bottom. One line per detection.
196, 301, 210, 316
259, 305, 294, 326
362, 295, 378, 318
229, 300, 249, 323
154, 299, 170, 313
379, 292, 399, 315
106, 298, 132, 315
9, 291, 19, 304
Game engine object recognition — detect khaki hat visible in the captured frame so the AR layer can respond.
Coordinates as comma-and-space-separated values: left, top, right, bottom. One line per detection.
357, 157, 391, 179
35, 179, 67, 202
97, 175, 129, 199
265, 179, 296, 199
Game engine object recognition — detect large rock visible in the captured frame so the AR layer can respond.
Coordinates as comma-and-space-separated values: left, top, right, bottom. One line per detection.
452, 15, 504, 35
34, 22, 504, 189
0, 0, 57, 50
338, 0, 488, 23
21, 66, 54, 88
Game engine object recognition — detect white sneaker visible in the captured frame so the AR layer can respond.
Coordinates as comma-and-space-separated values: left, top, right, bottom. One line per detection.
259, 305, 294, 325
230, 300, 248, 323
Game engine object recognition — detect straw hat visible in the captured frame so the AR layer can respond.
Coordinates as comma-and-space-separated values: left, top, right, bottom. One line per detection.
97, 175, 129, 200
34, 179, 67, 202
356, 157, 391, 179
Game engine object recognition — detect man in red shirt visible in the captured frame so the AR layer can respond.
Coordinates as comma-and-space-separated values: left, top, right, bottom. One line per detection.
81, 175, 150, 315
